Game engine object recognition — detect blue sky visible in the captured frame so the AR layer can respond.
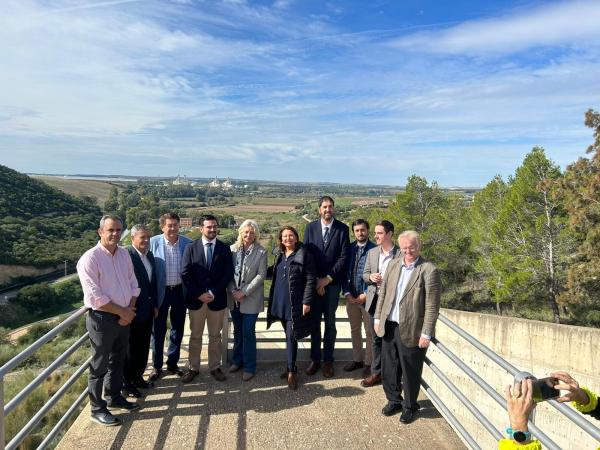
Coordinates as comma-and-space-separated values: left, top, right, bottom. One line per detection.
1, 0, 600, 186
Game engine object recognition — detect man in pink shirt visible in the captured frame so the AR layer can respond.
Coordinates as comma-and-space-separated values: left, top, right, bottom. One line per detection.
77, 215, 141, 426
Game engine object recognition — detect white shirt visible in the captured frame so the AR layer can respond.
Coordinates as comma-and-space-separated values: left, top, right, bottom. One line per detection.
387, 258, 418, 324
164, 235, 181, 286
201, 236, 217, 263
321, 218, 334, 240
133, 246, 153, 281
378, 245, 395, 278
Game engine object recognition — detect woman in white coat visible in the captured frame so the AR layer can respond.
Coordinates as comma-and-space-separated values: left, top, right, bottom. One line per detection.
227, 219, 267, 381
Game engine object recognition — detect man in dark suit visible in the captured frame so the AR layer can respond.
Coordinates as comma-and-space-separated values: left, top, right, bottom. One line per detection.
341, 219, 376, 377
181, 215, 234, 382
304, 195, 350, 378
374, 230, 441, 424
124, 224, 158, 398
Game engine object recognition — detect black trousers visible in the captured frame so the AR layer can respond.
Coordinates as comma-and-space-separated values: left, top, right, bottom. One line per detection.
87, 310, 129, 414
368, 298, 382, 376
381, 320, 426, 410
124, 314, 153, 385
281, 320, 298, 373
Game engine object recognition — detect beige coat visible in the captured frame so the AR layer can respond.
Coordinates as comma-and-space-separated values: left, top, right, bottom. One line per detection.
362, 244, 400, 313
226, 244, 267, 314
374, 257, 441, 347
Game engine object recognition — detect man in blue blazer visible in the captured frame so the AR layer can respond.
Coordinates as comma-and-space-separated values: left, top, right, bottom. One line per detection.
304, 196, 350, 378
124, 224, 158, 397
181, 215, 234, 382
148, 213, 192, 381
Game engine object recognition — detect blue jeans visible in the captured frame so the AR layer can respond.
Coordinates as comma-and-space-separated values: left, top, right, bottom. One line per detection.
230, 306, 258, 374
310, 283, 340, 363
151, 286, 187, 369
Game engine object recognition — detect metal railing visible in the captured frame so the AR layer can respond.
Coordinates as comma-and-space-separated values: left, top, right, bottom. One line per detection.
0, 306, 90, 450
3, 302, 599, 449
422, 314, 600, 449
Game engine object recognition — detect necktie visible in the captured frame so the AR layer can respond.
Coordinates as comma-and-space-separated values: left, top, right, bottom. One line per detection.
323, 226, 330, 244
206, 242, 213, 268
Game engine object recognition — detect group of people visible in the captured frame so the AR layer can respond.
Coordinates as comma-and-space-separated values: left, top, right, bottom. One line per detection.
76, 195, 441, 427
77, 196, 600, 446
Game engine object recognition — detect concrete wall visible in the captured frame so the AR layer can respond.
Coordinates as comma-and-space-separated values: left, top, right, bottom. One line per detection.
422, 309, 600, 450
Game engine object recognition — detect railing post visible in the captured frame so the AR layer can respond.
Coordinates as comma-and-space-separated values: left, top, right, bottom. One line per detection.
1, 375, 5, 450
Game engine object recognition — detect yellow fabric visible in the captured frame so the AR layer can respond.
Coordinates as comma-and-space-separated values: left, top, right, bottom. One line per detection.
572, 387, 598, 413
498, 439, 542, 450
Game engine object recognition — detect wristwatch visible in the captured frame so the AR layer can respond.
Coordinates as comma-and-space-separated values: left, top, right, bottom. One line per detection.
506, 427, 531, 443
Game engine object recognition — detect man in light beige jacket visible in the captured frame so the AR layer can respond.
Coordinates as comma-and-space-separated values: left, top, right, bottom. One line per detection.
374, 230, 441, 424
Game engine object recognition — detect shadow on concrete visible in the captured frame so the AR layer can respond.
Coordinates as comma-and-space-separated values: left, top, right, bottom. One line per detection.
105, 363, 366, 450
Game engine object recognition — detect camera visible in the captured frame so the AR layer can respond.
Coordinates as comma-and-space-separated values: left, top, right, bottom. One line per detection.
514, 372, 560, 403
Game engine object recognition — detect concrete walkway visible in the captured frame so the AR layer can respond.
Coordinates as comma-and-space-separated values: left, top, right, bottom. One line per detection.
58, 310, 465, 450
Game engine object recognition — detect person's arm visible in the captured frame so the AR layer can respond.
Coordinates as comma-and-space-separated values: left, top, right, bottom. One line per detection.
212, 246, 234, 294
362, 250, 375, 285
181, 244, 205, 301
126, 251, 140, 308
551, 371, 600, 420
329, 225, 350, 280
242, 249, 267, 297
420, 265, 441, 348
498, 379, 542, 450
302, 250, 316, 314
373, 261, 391, 334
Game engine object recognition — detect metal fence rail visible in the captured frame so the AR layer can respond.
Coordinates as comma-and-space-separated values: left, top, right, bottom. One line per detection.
424, 314, 600, 449
0, 306, 90, 450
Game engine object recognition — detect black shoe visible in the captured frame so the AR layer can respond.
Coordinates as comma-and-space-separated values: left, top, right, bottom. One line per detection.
134, 379, 154, 389
382, 402, 403, 416
166, 365, 184, 376
343, 361, 365, 372
123, 384, 143, 398
148, 368, 162, 381
107, 397, 140, 411
90, 411, 121, 426
400, 408, 418, 424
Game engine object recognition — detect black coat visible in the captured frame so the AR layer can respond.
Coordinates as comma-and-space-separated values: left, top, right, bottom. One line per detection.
127, 247, 158, 322
181, 239, 234, 311
303, 218, 350, 284
267, 244, 316, 340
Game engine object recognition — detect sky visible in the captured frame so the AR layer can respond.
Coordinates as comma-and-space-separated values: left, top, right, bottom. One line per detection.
1, 0, 600, 187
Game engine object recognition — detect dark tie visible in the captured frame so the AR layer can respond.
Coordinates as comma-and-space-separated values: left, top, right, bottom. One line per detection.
323, 226, 330, 244
206, 242, 213, 268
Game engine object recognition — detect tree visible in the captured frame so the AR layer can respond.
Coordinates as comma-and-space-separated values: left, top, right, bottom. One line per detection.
492, 147, 573, 323
103, 186, 119, 213
471, 176, 509, 314
556, 109, 600, 325
13, 283, 57, 314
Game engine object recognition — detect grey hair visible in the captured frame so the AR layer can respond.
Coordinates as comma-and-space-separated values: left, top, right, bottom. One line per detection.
99, 214, 123, 229
131, 223, 151, 237
234, 219, 260, 249
398, 230, 421, 249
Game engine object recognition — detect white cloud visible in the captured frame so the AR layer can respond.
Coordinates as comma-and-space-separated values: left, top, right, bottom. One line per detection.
390, 0, 600, 55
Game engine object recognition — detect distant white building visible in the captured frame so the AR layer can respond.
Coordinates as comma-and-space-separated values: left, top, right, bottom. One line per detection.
172, 175, 191, 186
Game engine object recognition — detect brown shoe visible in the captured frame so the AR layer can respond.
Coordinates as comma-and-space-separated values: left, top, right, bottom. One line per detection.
361, 374, 381, 387
323, 362, 334, 378
287, 372, 297, 390
343, 361, 364, 372
305, 361, 320, 376
148, 368, 162, 382
362, 365, 372, 379
210, 367, 227, 382
181, 369, 199, 383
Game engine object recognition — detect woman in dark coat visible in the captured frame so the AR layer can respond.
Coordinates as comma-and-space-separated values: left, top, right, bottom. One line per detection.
267, 226, 316, 389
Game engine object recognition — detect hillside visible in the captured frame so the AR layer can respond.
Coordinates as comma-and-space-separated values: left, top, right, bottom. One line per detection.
31, 175, 120, 205
0, 164, 101, 267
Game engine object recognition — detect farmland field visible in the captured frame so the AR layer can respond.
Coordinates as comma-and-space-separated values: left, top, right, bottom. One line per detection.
32, 176, 121, 205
